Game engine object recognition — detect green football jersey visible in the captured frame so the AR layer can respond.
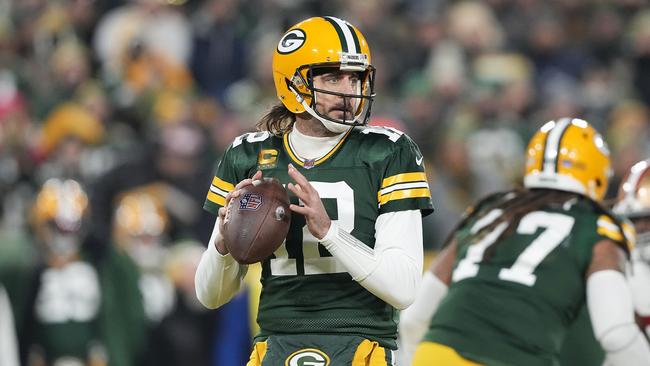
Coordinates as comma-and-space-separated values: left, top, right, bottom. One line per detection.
422, 191, 630, 366
558, 305, 605, 366
29, 261, 103, 362
204, 126, 433, 349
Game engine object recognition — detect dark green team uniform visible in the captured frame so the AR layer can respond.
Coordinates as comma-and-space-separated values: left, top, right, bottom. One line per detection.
204, 127, 433, 349
422, 191, 629, 366
558, 305, 605, 366
6, 248, 148, 366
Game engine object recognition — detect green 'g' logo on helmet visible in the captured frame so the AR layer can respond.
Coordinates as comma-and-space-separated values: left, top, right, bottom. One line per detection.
285, 348, 330, 366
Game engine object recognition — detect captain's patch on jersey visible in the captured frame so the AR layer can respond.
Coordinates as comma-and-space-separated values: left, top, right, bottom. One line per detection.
258, 149, 278, 169
285, 348, 330, 366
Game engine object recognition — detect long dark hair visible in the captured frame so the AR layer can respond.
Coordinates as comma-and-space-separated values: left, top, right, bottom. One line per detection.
447, 188, 620, 255
256, 104, 296, 136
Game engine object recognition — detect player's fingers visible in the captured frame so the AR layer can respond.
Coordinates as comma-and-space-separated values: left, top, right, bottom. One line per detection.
289, 203, 309, 215
287, 182, 309, 203
226, 189, 240, 201
218, 207, 226, 219
252, 170, 263, 181
234, 177, 255, 190
288, 164, 314, 193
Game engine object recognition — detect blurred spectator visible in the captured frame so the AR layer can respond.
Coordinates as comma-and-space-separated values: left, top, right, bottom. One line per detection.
94, 0, 192, 77
0, 284, 20, 366
190, 0, 249, 103
629, 9, 650, 107
21, 179, 104, 365
89, 120, 213, 259
151, 240, 222, 366
35, 102, 106, 181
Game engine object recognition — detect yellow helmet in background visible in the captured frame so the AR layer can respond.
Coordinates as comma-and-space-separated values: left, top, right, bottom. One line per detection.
273, 16, 375, 127
114, 191, 168, 239
524, 118, 611, 202
613, 159, 650, 218
113, 189, 170, 270
31, 178, 89, 232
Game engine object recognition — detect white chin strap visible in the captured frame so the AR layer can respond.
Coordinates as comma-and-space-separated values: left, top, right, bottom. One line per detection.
291, 87, 357, 133
300, 99, 355, 133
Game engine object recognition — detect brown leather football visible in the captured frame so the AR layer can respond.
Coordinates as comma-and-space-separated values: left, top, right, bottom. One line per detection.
222, 178, 291, 264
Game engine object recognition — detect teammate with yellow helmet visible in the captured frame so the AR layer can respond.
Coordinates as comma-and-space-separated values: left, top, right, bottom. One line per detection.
524, 118, 611, 202
398, 119, 650, 366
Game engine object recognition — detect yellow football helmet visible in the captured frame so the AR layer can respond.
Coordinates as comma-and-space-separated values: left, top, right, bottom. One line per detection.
524, 118, 611, 202
113, 190, 170, 270
613, 159, 650, 218
31, 178, 89, 232
273, 16, 375, 127
114, 191, 168, 239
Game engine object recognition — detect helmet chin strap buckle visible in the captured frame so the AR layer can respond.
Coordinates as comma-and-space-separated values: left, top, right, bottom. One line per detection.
288, 84, 304, 103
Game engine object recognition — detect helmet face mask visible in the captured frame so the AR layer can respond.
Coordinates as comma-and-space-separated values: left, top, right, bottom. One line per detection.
613, 159, 650, 218
31, 179, 89, 261
523, 118, 612, 202
273, 17, 376, 130
296, 64, 376, 127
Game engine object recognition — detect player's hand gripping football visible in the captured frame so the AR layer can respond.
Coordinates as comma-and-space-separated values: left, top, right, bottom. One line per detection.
287, 163, 331, 239
215, 170, 263, 254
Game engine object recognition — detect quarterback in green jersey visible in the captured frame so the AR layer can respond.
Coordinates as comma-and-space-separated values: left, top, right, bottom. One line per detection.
398, 118, 650, 366
194, 17, 433, 366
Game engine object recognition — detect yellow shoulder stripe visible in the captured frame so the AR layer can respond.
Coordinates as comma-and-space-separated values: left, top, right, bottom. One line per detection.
381, 172, 427, 188
206, 191, 226, 206
378, 188, 430, 205
212, 176, 234, 192
597, 215, 623, 242
622, 220, 636, 250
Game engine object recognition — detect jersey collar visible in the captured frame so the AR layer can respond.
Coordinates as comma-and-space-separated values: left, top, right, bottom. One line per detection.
283, 127, 352, 168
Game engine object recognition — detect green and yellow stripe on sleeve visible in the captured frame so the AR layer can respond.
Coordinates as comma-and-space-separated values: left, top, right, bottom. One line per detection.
378, 172, 432, 214
205, 176, 235, 209
597, 215, 633, 253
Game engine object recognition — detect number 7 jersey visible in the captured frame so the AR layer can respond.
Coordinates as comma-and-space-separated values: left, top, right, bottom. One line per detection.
423, 191, 632, 366
203, 126, 434, 348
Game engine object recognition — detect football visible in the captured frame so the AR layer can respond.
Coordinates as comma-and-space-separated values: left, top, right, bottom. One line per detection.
222, 178, 291, 264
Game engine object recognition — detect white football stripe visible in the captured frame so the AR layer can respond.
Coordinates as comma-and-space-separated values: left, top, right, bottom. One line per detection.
328, 16, 357, 53
543, 118, 571, 173
379, 181, 429, 196
210, 185, 229, 197
597, 218, 620, 233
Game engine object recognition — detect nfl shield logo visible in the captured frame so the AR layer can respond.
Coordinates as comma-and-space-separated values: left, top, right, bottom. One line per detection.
239, 193, 263, 211
303, 159, 316, 169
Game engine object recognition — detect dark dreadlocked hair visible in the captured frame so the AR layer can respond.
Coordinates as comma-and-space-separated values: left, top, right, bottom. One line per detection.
442, 188, 626, 258
256, 103, 296, 136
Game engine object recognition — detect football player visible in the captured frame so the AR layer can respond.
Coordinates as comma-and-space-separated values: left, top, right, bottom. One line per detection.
0, 284, 19, 366
194, 17, 434, 365
613, 159, 650, 339
558, 158, 650, 366
398, 119, 650, 366
22, 179, 107, 365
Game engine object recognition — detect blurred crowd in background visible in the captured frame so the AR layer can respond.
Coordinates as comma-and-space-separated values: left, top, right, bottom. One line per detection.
1, 0, 650, 365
